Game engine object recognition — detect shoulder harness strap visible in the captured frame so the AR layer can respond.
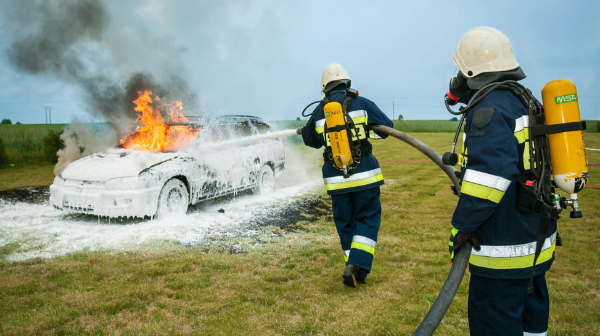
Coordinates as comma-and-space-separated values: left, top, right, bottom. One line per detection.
322, 89, 371, 176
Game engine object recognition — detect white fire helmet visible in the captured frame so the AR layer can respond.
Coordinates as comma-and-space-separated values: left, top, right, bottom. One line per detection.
453, 27, 519, 79
321, 63, 351, 93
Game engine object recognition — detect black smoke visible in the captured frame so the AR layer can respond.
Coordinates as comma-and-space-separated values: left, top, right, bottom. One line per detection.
1, 0, 197, 132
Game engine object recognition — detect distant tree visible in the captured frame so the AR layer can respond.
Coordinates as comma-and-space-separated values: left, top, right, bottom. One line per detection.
1, 119, 11, 124
0, 138, 7, 166
42, 129, 65, 164
296, 117, 301, 121
597, 121, 600, 132
397, 114, 404, 121
450, 117, 458, 121
16, 121, 22, 125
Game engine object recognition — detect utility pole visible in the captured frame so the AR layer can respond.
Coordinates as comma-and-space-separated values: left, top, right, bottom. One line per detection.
393, 101, 395, 121
44, 106, 52, 124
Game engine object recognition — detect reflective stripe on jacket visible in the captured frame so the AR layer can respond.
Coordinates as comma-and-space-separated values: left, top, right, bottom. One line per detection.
301, 88, 393, 195
324, 168, 384, 191
452, 89, 557, 279
470, 232, 556, 270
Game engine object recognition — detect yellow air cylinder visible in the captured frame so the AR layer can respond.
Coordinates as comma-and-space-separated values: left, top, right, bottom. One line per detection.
324, 102, 353, 170
541, 79, 588, 198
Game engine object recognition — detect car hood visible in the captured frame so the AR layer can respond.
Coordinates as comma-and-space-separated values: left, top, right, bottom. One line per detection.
60, 148, 181, 182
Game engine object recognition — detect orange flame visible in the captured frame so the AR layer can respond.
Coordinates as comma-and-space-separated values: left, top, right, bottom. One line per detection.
120, 90, 198, 152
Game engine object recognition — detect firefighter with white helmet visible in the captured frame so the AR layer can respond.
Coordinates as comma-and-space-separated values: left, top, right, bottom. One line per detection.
446, 27, 557, 335
320, 63, 352, 93
297, 63, 393, 287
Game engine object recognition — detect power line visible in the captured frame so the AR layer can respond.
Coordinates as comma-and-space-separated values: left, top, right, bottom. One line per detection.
374, 103, 444, 108
369, 96, 441, 100
0, 109, 45, 116
0, 100, 73, 105
0, 109, 88, 116
49, 109, 88, 113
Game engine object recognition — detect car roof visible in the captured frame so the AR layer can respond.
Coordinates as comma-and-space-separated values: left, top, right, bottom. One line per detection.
169, 115, 269, 127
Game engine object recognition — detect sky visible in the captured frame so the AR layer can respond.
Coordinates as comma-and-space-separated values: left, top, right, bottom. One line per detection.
0, 0, 599, 124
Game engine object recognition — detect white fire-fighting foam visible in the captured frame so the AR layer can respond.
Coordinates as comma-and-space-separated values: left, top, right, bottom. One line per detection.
0, 181, 321, 262
61, 148, 180, 182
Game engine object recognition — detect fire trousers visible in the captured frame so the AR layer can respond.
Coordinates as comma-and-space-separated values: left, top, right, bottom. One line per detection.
331, 186, 381, 281
468, 273, 550, 336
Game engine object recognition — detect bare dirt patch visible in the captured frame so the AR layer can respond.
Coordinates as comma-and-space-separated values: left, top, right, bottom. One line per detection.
0, 186, 50, 204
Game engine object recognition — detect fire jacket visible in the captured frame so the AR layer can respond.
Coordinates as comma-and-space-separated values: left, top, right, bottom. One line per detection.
301, 88, 394, 195
452, 89, 557, 279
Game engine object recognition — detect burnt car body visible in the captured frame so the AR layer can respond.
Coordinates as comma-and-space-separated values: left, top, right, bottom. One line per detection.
49, 116, 285, 218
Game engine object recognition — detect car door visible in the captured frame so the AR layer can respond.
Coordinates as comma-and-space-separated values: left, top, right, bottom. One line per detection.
196, 124, 242, 199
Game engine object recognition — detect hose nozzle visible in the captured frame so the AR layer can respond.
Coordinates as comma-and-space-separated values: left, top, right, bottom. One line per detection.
442, 152, 458, 166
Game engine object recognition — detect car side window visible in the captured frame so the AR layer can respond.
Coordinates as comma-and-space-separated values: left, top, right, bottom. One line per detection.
256, 123, 270, 134
232, 120, 270, 137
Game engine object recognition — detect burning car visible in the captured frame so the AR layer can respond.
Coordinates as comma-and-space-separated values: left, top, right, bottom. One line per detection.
49, 91, 285, 218
50, 115, 285, 218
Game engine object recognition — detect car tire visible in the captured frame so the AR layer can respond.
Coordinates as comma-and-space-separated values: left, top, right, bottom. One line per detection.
156, 178, 189, 218
252, 164, 275, 194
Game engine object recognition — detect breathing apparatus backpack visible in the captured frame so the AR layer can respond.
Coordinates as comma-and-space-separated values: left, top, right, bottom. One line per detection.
443, 79, 589, 293
301, 88, 371, 178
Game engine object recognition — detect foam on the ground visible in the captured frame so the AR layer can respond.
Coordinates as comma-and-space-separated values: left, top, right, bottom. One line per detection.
0, 181, 320, 262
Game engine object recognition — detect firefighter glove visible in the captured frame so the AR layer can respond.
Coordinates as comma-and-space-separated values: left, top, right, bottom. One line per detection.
449, 227, 480, 261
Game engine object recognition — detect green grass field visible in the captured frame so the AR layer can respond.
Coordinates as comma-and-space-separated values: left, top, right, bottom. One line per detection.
0, 124, 66, 167
271, 120, 467, 133
0, 132, 598, 335
273, 119, 600, 133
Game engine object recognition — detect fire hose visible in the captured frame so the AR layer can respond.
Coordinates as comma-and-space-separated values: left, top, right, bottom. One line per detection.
369, 125, 472, 336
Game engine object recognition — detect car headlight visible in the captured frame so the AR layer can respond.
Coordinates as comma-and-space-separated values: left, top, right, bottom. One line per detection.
105, 177, 140, 190
53, 176, 64, 185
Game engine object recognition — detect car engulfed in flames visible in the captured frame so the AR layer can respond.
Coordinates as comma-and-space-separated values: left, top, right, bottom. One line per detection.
49, 91, 285, 218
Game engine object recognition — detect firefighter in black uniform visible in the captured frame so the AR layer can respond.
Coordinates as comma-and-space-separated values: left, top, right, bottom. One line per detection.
446, 27, 556, 336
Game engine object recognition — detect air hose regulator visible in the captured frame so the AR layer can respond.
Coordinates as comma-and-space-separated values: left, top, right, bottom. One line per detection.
441, 72, 471, 166
441, 77, 516, 166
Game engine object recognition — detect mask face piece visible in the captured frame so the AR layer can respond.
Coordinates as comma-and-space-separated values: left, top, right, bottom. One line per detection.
449, 72, 469, 100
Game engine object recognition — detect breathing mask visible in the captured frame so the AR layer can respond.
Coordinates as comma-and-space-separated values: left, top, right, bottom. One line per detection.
446, 71, 469, 106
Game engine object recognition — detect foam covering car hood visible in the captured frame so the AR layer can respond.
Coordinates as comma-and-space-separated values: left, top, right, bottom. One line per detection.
60, 149, 181, 182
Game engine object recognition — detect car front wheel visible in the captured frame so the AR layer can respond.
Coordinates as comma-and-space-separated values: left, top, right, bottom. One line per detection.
252, 165, 274, 194
156, 178, 189, 218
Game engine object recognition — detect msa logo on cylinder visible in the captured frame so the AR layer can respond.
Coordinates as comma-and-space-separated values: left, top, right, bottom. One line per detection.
555, 94, 577, 104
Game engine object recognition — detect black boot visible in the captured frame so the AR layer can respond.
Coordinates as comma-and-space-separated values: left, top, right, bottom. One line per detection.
343, 264, 360, 287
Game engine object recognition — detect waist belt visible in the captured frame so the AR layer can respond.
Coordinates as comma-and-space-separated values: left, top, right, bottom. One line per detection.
323, 141, 372, 162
